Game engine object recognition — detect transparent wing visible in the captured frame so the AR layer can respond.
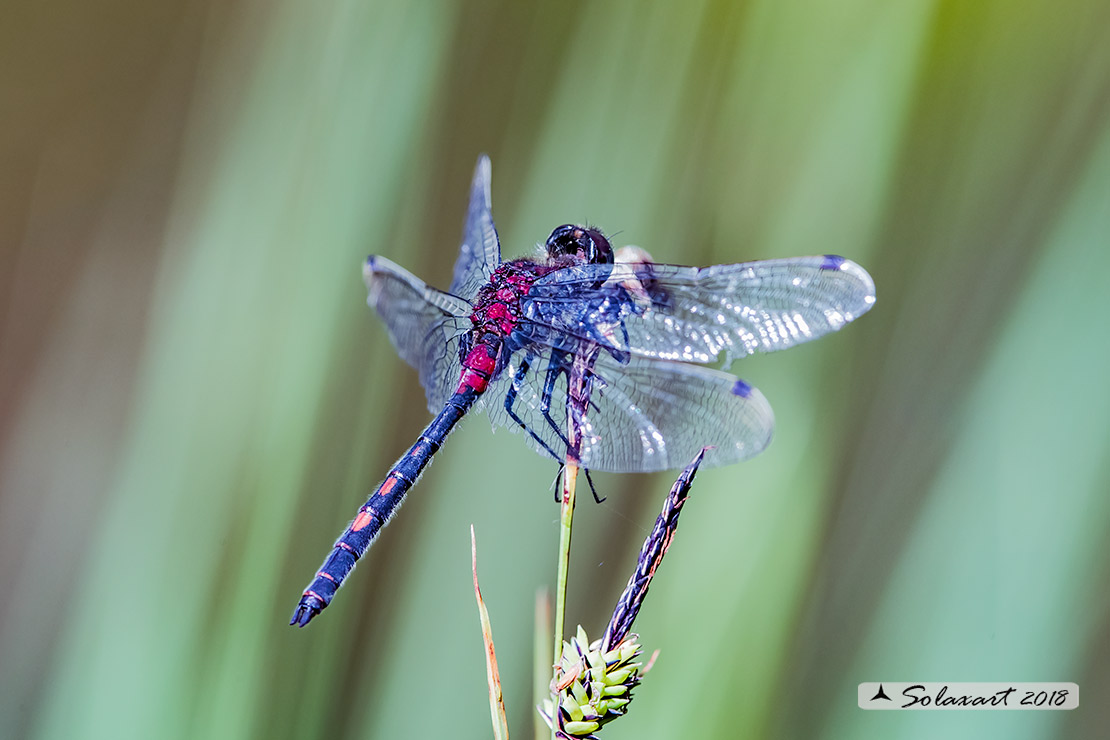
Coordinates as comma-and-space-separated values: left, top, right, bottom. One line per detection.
448, 154, 502, 301
363, 256, 472, 412
482, 345, 774, 474
522, 255, 876, 366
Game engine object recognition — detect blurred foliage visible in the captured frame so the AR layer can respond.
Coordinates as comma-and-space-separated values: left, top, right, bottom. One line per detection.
2, 1, 1109, 739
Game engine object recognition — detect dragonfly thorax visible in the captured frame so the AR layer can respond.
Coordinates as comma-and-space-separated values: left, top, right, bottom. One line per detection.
457, 259, 559, 394
457, 227, 614, 397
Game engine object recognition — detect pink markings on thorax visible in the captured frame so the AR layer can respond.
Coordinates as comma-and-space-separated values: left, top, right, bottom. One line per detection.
485, 303, 509, 320
482, 303, 515, 334
454, 259, 559, 397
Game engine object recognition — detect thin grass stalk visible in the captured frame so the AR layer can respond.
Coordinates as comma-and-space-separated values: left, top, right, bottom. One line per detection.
471, 527, 509, 740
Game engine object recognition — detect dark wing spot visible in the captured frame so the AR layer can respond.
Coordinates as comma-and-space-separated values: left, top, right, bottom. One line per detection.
820, 254, 846, 271
731, 378, 753, 398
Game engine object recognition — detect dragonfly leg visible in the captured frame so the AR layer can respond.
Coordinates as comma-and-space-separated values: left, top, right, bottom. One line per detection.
556, 464, 603, 502
584, 467, 603, 503
503, 353, 563, 462
539, 349, 572, 446
551, 461, 604, 503
539, 352, 604, 503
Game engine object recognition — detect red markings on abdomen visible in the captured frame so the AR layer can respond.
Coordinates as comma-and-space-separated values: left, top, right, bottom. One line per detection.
456, 369, 490, 393
351, 475, 403, 532
456, 340, 499, 394
463, 344, 497, 375
351, 508, 377, 532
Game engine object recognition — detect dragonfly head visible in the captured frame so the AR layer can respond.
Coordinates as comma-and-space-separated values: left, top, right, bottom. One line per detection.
545, 224, 614, 265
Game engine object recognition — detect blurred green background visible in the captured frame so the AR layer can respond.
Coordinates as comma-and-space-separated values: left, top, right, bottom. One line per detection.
2, 1, 1109, 738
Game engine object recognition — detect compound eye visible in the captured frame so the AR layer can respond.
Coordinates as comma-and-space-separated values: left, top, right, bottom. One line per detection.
582, 228, 614, 265
544, 224, 580, 257
544, 224, 614, 265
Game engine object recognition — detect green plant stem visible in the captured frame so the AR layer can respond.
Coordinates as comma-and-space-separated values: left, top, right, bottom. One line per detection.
534, 589, 552, 740
551, 461, 578, 739
551, 346, 595, 739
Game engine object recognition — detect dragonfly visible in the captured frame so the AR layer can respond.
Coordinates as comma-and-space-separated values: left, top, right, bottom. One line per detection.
290, 155, 875, 627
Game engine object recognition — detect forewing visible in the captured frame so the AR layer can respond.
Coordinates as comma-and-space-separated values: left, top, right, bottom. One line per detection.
483, 348, 774, 473
449, 155, 502, 301
363, 256, 472, 412
523, 255, 876, 365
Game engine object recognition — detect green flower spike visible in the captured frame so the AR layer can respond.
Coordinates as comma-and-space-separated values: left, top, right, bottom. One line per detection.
540, 625, 643, 739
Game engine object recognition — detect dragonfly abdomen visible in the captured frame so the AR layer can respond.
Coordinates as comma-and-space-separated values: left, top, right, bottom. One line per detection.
290, 386, 480, 627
